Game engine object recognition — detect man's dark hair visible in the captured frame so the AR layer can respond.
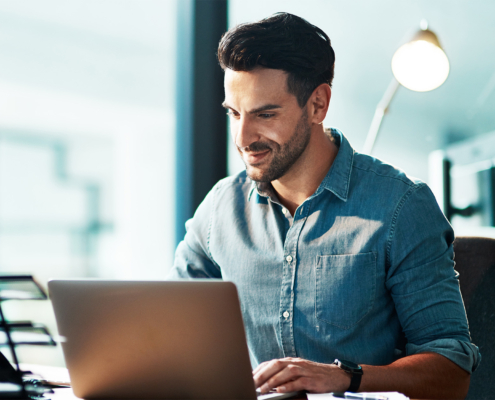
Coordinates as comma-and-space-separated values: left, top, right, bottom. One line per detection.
217, 13, 335, 108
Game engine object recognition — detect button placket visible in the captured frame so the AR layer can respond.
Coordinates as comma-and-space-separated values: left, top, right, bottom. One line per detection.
280, 222, 296, 357
280, 214, 303, 357
279, 198, 313, 357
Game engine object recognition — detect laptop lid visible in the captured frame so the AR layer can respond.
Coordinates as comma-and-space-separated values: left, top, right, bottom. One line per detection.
48, 279, 258, 399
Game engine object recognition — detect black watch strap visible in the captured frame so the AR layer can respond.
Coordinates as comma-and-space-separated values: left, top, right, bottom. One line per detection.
347, 371, 362, 392
333, 359, 363, 392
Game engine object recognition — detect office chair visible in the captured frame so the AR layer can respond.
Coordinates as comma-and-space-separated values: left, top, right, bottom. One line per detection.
453, 236, 495, 400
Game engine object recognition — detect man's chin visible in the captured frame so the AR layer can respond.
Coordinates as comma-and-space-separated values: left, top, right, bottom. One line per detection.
245, 166, 272, 183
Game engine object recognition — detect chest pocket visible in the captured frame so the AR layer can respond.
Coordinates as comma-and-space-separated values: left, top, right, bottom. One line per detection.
316, 252, 376, 329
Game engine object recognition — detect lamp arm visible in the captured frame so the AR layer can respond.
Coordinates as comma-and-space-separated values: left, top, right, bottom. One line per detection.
362, 78, 400, 155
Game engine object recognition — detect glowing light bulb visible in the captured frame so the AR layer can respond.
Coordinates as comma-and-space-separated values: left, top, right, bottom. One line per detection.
391, 33, 450, 92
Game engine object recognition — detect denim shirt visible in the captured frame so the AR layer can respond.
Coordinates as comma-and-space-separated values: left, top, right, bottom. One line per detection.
169, 129, 480, 373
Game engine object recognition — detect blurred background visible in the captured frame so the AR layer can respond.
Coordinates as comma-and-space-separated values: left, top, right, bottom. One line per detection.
0, 0, 494, 366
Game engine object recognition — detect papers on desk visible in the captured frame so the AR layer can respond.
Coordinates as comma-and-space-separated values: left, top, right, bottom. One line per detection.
307, 392, 409, 400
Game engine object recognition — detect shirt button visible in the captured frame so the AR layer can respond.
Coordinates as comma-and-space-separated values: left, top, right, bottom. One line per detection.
286, 255, 293, 263
282, 208, 287, 215
283, 311, 290, 319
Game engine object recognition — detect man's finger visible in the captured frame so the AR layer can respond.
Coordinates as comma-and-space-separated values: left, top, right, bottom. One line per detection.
252, 361, 270, 375
253, 359, 293, 389
274, 376, 310, 393
256, 362, 305, 393
253, 357, 299, 376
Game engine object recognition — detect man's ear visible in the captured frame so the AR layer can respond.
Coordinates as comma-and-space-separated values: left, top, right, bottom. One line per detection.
308, 83, 331, 124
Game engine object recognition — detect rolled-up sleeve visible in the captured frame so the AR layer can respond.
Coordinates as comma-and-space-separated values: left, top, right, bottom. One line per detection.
385, 183, 481, 373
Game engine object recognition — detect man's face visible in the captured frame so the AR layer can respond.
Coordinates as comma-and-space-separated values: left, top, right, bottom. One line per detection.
223, 68, 311, 182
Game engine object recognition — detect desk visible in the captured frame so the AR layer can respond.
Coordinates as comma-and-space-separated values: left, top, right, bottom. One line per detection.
26, 365, 414, 400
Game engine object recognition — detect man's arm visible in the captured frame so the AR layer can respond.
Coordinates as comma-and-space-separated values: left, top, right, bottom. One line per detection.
168, 183, 222, 280
253, 352, 470, 399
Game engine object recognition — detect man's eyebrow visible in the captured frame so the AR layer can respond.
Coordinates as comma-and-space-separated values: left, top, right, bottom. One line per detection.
249, 104, 282, 114
221, 102, 282, 113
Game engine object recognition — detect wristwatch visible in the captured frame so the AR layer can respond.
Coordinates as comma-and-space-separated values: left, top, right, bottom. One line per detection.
333, 359, 363, 392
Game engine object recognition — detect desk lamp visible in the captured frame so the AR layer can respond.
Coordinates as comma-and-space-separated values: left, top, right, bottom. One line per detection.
363, 21, 450, 154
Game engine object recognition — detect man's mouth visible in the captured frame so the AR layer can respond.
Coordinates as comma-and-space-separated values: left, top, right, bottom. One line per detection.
243, 150, 270, 165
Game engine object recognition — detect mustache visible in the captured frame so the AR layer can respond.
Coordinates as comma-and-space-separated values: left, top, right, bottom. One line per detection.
238, 142, 273, 153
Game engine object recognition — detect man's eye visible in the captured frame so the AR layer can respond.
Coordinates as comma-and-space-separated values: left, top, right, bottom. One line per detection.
226, 110, 240, 118
259, 113, 274, 119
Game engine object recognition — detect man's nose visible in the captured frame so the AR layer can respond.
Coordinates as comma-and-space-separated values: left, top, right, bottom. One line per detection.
234, 116, 259, 149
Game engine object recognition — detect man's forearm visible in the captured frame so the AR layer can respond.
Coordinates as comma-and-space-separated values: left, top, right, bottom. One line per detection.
360, 352, 470, 399
253, 353, 470, 399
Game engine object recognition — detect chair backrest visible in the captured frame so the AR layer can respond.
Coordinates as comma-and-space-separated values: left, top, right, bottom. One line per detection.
453, 236, 495, 400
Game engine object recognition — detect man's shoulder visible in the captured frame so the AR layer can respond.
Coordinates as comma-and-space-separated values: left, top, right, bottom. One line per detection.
328, 129, 426, 202
210, 170, 252, 198
188, 170, 251, 226
352, 152, 425, 190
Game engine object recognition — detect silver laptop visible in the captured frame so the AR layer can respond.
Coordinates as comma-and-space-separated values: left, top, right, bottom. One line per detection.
48, 279, 304, 399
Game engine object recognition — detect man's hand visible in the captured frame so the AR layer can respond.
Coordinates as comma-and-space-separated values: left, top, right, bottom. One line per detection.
253, 353, 471, 399
253, 357, 351, 394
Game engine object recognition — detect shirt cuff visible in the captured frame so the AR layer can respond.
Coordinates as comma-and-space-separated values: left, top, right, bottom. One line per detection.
406, 338, 481, 373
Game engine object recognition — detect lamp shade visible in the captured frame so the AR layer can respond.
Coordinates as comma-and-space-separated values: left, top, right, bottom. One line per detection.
391, 28, 449, 92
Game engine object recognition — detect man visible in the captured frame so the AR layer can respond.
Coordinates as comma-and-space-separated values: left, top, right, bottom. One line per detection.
169, 13, 480, 399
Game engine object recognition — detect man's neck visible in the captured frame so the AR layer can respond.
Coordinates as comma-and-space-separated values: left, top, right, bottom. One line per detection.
271, 127, 338, 216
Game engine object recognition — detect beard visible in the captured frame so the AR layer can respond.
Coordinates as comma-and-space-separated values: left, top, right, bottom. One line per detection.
237, 109, 312, 183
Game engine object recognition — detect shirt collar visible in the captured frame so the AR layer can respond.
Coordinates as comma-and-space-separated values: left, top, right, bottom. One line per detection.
247, 128, 354, 202
316, 128, 353, 202
248, 182, 257, 201
248, 180, 275, 201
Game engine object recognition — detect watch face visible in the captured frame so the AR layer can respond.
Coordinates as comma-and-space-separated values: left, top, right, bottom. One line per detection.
334, 359, 362, 373
342, 360, 359, 369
